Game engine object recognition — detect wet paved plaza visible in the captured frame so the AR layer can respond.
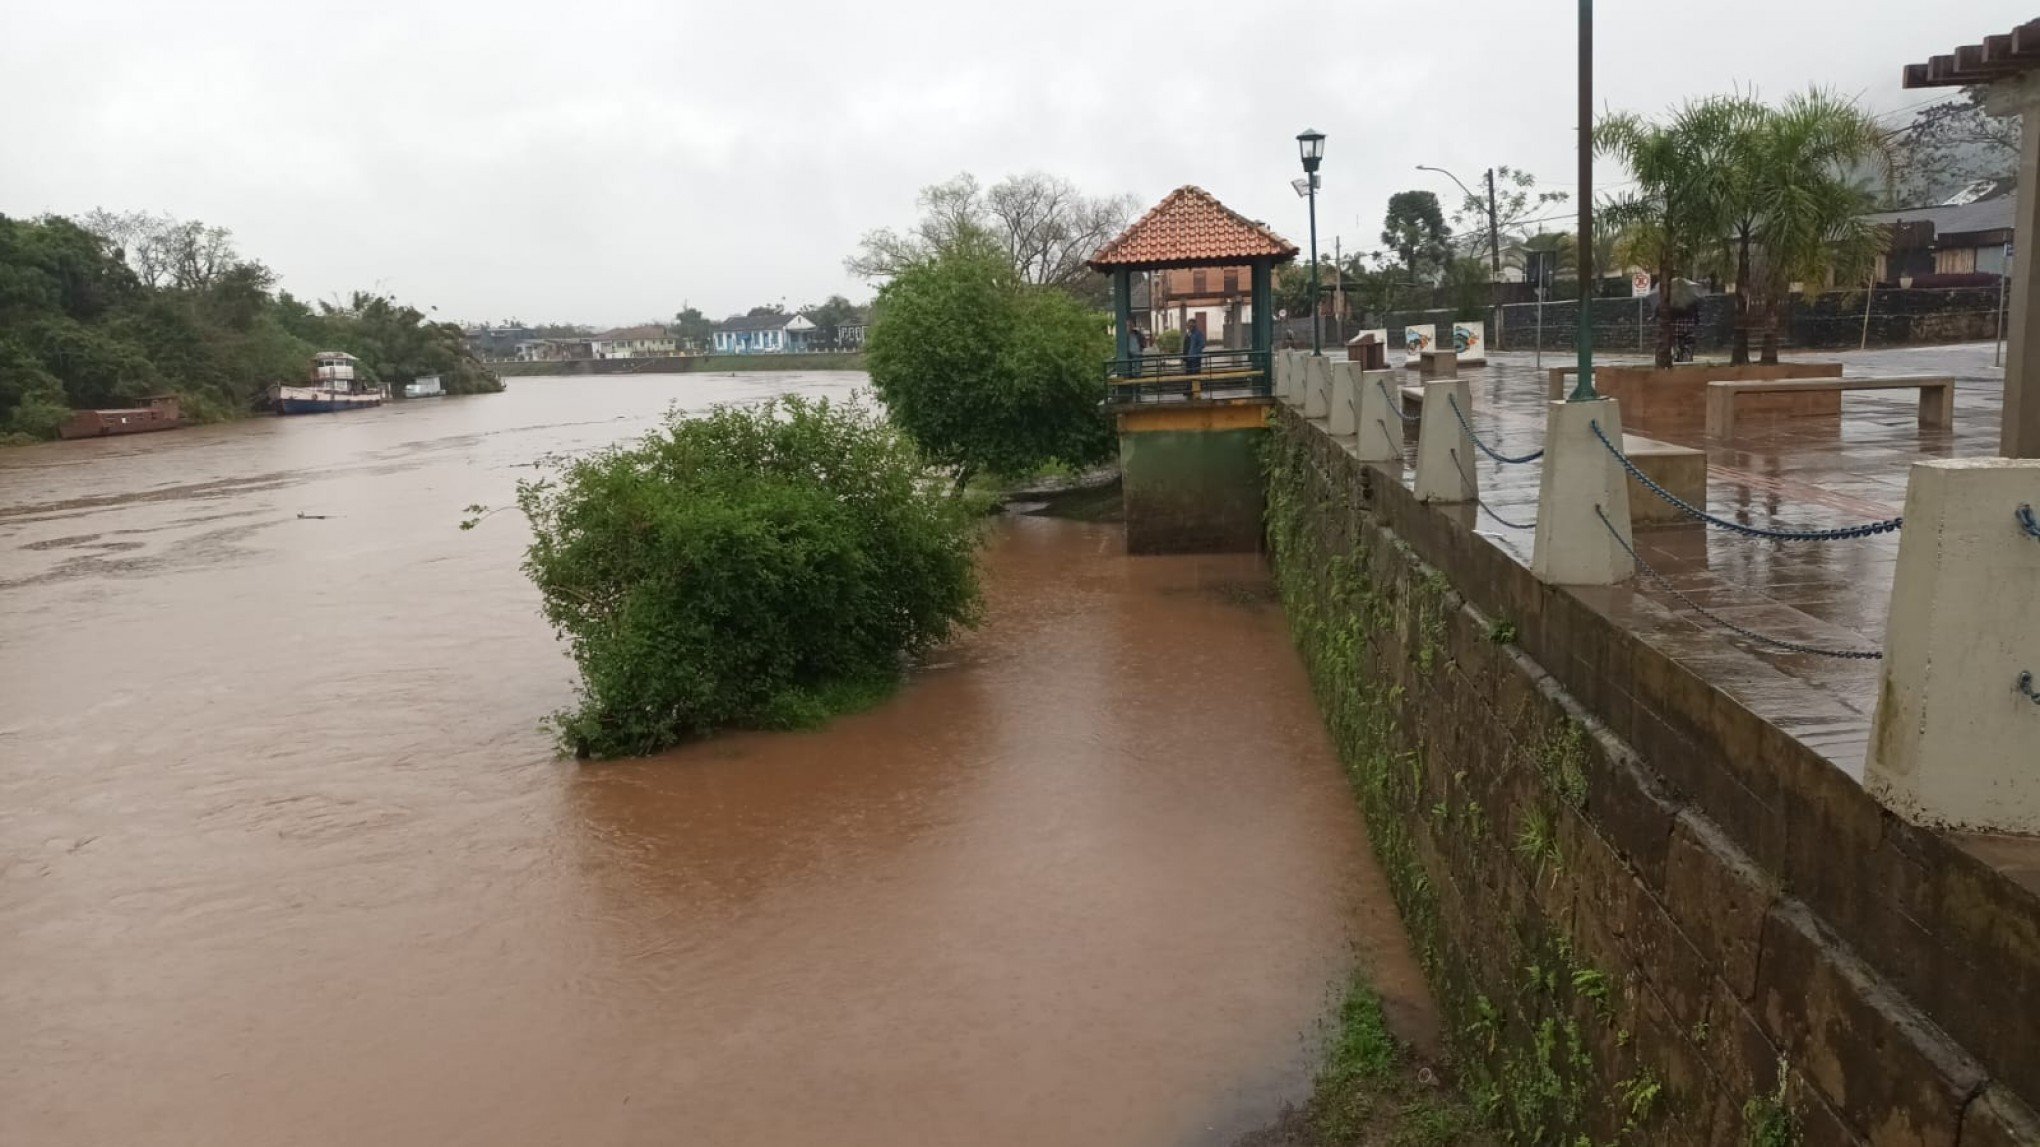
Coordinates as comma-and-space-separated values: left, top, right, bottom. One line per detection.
1351, 341, 2037, 887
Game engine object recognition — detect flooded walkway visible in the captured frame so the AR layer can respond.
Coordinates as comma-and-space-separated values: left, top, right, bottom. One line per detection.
0, 373, 1426, 1146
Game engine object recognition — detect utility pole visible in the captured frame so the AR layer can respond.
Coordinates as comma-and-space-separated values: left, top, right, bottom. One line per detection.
1333, 235, 1345, 345
1485, 168, 1501, 278
1569, 0, 1596, 402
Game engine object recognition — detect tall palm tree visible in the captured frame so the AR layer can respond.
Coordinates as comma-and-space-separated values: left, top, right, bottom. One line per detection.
1744, 90, 1891, 363
1599, 100, 1738, 367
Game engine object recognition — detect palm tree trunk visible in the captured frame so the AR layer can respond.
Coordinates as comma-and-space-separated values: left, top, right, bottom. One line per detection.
1759, 294, 1782, 364
1730, 232, 1752, 365
1654, 261, 1674, 368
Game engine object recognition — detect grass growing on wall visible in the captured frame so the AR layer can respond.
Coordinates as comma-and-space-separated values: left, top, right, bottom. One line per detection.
1260, 416, 1716, 1147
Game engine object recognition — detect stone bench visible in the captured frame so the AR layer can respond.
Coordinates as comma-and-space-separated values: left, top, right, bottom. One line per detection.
1705, 375, 1956, 438
1619, 433, 1706, 525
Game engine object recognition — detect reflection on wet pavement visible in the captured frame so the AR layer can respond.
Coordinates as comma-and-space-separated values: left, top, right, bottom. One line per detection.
1360, 342, 2036, 881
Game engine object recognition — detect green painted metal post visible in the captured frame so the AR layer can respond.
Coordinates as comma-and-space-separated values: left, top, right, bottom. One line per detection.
1251, 260, 1273, 383
1113, 269, 1134, 364
1569, 0, 1597, 402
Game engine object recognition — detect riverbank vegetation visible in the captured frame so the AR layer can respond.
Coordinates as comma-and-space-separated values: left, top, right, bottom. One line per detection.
0, 210, 499, 442
518, 396, 981, 758
1240, 969, 1488, 1147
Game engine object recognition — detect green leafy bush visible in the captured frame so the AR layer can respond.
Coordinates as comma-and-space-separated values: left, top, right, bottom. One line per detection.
1154, 327, 1184, 354
865, 245, 1113, 484
518, 396, 982, 757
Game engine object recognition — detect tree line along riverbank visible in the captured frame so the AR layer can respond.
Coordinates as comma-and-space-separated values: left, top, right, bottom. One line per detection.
0, 211, 500, 444
488, 351, 869, 377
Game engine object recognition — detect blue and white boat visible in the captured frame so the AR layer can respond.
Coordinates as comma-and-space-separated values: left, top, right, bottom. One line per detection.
271, 352, 387, 415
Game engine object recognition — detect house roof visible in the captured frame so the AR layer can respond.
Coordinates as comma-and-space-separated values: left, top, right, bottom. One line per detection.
1905, 19, 2040, 88
593, 324, 672, 341
1088, 186, 1299, 271
1863, 196, 2016, 240
716, 312, 804, 332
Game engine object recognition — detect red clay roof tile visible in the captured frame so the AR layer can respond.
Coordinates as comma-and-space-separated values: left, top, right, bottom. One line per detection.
1087, 186, 1299, 271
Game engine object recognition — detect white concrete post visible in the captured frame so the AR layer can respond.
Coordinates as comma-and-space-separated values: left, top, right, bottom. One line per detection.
1303, 355, 1332, 420
1866, 458, 2040, 834
1329, 361, 1361, 437
1280, 351, 1304, 408
1352, 368, 1403, 463
1419, 349, 1459, 379
1414, 378, 1476, 504
1531, 399, 1636, 586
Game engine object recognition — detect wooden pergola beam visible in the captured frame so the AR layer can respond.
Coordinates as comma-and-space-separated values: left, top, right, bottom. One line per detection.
1903, 20, 2040, 455
1906, 19, 2040, 87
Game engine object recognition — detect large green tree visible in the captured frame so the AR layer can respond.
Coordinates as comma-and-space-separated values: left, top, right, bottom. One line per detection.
802, 295, 861, 349
1380, 191, 1452, 285
865, 245, 1112, 485
1444, 166, 1568, 268
848, 172, 1136, 301
671, 306, 714, 350
1891, 93, 2017, 206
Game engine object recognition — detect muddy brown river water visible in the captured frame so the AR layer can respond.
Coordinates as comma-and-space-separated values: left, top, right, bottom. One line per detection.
0, 372, 1426, 1146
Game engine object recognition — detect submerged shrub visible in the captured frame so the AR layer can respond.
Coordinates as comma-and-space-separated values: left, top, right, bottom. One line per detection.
518, 396, 982, 757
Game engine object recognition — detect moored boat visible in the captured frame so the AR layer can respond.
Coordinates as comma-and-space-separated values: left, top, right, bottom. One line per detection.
271, 352, 387, 415
57, 395, 184, 439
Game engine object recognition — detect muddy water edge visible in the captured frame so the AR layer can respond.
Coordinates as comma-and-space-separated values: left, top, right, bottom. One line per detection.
0, 372, 1438, 1146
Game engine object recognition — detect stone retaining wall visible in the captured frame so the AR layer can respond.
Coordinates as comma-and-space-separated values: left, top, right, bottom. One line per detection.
1266, 406, 2040, 1145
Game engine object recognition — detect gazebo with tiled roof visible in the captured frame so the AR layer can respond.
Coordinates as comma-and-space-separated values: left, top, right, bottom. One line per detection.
1089, 186, 1299, 402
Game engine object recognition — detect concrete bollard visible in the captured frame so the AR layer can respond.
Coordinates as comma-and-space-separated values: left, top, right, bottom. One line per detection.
1866, 458, 2040, 834
1414, 378, 1476, 504
1328, 362, 1361, 437
1352, 368, 1403, 463
1419, 349, 1459, 379
1304, 355, 1332, 420
1530, 399, 1636, 586
1280, 351, 1305, 408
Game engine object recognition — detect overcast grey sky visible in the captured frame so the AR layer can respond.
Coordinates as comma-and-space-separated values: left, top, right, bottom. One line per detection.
0, 1, 2023, 327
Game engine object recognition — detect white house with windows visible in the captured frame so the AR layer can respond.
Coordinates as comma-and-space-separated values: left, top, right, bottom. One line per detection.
713, 312, 815, 354
589, 325, 679, 359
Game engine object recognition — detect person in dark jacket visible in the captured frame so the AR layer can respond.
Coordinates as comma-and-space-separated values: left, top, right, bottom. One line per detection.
1184, 316, 1206, 374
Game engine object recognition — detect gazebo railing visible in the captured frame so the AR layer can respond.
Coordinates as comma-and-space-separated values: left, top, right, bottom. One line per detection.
1104, 348, 1271, 404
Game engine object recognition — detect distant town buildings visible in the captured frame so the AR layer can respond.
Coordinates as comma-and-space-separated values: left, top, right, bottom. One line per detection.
1866, 179, 2014, 285
713, 312, 816, 354
1148, 264, 1256, 348
464, 307, 868, 361
589, 325, 679, 359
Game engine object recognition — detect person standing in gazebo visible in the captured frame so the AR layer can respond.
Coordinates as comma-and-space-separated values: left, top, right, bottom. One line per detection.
1184, 315, 1206, 375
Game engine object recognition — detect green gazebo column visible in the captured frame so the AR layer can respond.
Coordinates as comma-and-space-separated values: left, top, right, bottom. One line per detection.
1250, 260, 1273, 378
1113, 269, 1133, 363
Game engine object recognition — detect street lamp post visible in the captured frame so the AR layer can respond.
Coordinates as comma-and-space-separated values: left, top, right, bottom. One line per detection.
1298, 129, 1326, 355
1416, 164, 1501, 278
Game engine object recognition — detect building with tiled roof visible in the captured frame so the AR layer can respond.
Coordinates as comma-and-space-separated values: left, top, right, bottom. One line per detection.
590, 324, 679, 360
1088, 186, 1298, 271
